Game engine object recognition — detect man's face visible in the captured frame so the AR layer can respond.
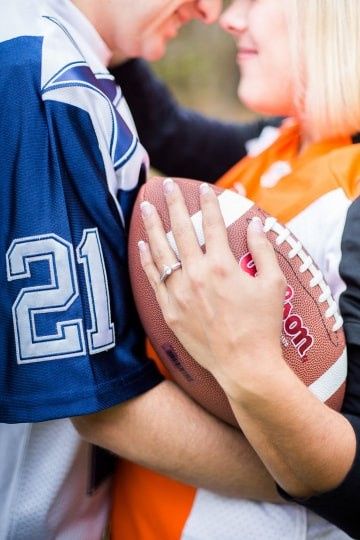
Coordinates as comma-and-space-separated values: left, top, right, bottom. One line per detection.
87, 0, 222, 62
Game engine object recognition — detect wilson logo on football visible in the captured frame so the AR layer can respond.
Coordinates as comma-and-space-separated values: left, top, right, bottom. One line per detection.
240, 252, 314, 358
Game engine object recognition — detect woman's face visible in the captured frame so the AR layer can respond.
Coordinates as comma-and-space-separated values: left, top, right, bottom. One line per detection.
102, 0, 222, 62
220, 0, 296, 116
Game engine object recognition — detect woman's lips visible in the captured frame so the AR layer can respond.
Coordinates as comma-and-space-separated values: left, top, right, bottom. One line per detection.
237, 47, 258, 62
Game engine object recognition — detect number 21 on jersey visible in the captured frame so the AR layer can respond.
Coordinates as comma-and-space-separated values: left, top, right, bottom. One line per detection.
6, 228, 115, 364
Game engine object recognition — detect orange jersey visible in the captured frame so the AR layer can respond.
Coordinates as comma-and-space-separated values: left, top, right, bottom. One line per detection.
111, 121, 360, 540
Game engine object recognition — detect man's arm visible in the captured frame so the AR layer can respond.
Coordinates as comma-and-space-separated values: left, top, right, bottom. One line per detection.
111, 60, 282, 181
73, 379, 282, 502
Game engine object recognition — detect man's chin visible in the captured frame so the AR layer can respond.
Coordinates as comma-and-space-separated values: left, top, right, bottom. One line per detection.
141, 40, 167, 63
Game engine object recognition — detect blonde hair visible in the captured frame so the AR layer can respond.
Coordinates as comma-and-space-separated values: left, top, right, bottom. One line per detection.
287, 0, 360, 140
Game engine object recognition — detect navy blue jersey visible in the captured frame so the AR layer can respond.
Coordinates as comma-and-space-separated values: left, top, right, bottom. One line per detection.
0, 4, 164, 538
0, 2, 162, 424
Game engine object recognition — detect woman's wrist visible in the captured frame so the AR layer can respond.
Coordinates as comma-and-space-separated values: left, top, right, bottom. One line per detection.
214, 346, 289, 403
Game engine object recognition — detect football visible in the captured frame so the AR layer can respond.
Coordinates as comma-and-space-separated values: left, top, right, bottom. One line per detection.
128, 177, 347, 427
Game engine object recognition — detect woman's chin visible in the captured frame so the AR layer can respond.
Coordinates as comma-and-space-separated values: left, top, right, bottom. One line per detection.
238, 83, 293, 117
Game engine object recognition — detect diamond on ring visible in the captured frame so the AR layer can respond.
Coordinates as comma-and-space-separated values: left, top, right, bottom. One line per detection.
159, 261, 182, 283
159, 265, 172, 283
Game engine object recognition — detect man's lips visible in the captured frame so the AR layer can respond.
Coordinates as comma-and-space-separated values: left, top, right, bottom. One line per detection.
175, 8, 192, 25
164, 10, 189, 38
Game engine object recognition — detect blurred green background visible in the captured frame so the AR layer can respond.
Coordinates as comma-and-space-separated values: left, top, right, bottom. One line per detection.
153, 18, 258, 122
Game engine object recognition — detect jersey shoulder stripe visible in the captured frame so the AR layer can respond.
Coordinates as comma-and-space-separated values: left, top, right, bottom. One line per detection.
0, 3, 161, 423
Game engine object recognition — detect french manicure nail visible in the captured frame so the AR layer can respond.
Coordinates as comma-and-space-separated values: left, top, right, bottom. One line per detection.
249, 217, 264, 233
140, 201, 153, 218
163, 178, 175, 194
138, 240, 148, 253
200, 183, 210, 195
234, 182, 246, 196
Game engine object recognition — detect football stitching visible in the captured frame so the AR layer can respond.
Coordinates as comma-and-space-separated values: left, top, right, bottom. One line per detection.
264, 216, 343, 333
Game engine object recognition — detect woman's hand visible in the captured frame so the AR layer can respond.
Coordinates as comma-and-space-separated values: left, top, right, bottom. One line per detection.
138, 178, 287, 399
138, 179, 357, 499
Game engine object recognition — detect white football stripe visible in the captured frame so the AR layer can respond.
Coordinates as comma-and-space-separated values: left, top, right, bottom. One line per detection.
308, 348, 347, 402
166, 190, 254, 257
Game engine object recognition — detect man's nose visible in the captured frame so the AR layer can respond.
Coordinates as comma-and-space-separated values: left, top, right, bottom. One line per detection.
197, 0, 223, 24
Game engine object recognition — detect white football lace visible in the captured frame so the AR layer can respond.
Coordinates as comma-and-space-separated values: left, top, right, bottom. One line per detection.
263, 217, 343, 332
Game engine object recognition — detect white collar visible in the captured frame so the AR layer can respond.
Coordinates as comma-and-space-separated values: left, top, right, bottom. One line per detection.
46, 0, 112, 67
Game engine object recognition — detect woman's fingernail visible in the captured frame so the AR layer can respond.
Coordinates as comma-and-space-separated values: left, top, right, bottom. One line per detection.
249, 217, 264, 233
200, 183, 210, 195
234, 182, 246, 196
138, 240, 148, 253
163, 177, 175, 195
140, 201, 153, 218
